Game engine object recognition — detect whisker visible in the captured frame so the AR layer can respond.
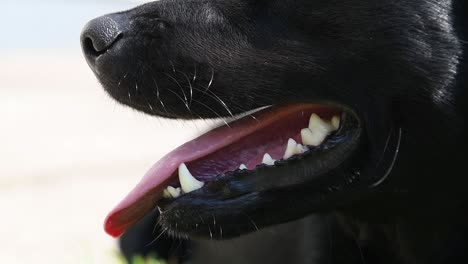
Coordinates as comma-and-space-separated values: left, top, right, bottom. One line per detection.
207, 90, 234, 117
147, 228, 168, 247
124, 63, 143, 103
245, 214, 259, 232
163, 73, 191, 111
169, 60, 176, 74
191, 98, 230, 127
250, 114, 259, 122
193, 63, 198, 83
205, 67, 215, 92
163, 72, 190, 111
208, 226, 213, 240
199, 214, 205, 224
135, 80, 150, 111
180, 71, 194, 107
371, 127, 402, 188
147, 102, 154, 111
117, 70, 130, 90
166, 87, 191, 111
151, 77, 169, 115
193, 85, 234, 118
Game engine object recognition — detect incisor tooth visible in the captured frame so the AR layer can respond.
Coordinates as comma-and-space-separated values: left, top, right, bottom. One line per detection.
163, 189, 172, 199
295, 143, 307, 154
239, 164, 247, 170
167, 186, 181, 198
301, 128, 327, 146
331, 116, 340, 130
262, 153, 275, 165
178, 163, 204, 194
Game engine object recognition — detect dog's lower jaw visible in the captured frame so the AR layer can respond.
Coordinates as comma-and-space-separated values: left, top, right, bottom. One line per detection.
156, 106, 407, 241
155, 124, 372, 239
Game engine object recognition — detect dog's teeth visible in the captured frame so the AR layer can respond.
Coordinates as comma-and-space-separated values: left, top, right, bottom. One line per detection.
302, 113, 336, 146
162, 189, 172, 199
295, 143, 308, 154
167, 186, 181, 198
331, 116, 341, 130
262, 153, 275, 165
178, 163, 204, 194
309, 113, 334, 132
301, 128, 327, 146
283, 138, 298, 159
239, 164, 247, 170
162, 186, 181, 199
283, 138, 306, 159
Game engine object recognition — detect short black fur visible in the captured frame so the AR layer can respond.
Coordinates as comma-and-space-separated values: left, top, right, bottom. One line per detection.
81, 0, 467, 263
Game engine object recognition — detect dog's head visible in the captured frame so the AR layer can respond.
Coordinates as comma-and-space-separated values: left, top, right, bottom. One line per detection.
81, 0, 464, 239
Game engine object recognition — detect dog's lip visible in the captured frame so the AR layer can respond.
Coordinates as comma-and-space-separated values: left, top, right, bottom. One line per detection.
104, 103, 344, 237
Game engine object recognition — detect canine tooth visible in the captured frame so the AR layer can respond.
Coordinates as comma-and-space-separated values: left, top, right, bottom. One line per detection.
301, 128, 327, 146
262, 153, 275, 165
309, 113, 334, 133
239, 164, 247, 170
163, 189, 172, 199
167, 186, 181, 198
331, 116, 341, 130
178, 163, 204, 194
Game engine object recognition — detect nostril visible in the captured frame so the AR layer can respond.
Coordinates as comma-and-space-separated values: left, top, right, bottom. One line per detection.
81, 15, 124, 61
82, 33, 122, 58
83, 36, 101, 57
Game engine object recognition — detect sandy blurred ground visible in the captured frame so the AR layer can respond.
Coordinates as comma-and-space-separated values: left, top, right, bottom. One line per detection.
0, 1, 210, 263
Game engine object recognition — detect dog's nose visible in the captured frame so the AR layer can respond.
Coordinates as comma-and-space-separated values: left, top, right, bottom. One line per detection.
81, 15, 124, 67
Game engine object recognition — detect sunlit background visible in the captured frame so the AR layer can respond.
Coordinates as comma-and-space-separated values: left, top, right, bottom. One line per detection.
1, 0, 208, 263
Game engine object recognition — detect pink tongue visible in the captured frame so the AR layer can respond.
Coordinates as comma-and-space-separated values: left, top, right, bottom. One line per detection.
104, 104, 328, 237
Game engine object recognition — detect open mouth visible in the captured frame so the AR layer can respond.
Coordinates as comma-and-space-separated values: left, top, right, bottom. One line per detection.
104, 103, 359, 237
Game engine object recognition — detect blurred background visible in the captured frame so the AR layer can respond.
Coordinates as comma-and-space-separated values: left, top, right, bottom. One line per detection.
1, 0, 208, 263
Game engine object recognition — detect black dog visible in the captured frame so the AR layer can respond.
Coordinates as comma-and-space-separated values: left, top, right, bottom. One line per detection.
81, 0, 467, 263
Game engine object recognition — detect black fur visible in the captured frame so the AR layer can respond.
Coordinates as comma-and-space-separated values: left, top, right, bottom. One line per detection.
81, 0, 467, 263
